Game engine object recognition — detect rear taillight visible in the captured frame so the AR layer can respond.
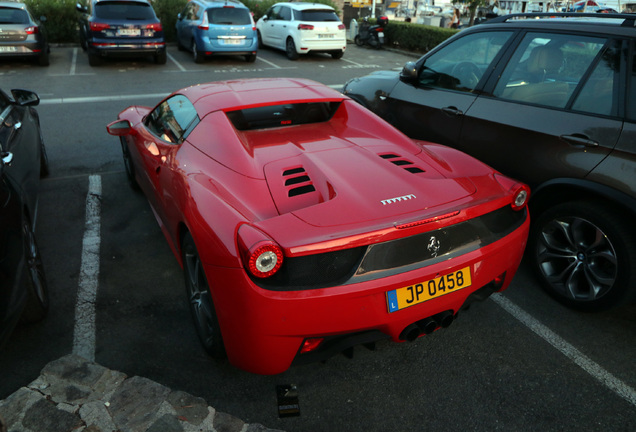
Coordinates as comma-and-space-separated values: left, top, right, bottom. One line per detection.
495, 174, 530, 211
338, 24, 345, 30
298, 24, 314, 30
376, 27, 384, 32
300, 338, 324, 354
146, 23, 163, 31
511, 186, 530, 211
198, 13, 209, 30
90, 22, 110, 31
238, 225, 284, 278
25, 26, 39, 34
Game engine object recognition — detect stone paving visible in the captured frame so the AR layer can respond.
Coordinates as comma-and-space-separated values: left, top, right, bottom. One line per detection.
0, 354, 283, 432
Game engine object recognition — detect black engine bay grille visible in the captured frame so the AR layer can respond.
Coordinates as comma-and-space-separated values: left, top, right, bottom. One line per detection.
253, 205, 527, 291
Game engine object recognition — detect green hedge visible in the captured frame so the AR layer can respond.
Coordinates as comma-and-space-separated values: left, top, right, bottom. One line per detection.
26, 0, 453, 50
383, 20, 458, 54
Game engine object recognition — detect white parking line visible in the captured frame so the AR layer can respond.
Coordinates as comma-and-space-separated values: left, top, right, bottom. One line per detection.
167, 51, 187, 72
341, 57, 363, 67
72, 174, 102, 362
492, 294, 636, 407
256, 56, 282, 69
70, 48, 77, 76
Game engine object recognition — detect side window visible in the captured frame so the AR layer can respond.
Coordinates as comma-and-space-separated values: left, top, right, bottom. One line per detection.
627, 45, 636, 121
280, 6, 291, 21
269, 6, 280, 20
493, 33, 607, 109
418, 31, 513, 93
571, 40, 620, 116
145, 95, 198, 144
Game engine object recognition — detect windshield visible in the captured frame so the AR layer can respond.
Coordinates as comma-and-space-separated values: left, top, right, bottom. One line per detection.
0, 7, 29, 24
207, 7, 251, 25
95, 2, 156, 20
293, 9, 340, 22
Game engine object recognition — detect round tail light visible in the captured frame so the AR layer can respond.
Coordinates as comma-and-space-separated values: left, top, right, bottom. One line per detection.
238, 225, 284, 278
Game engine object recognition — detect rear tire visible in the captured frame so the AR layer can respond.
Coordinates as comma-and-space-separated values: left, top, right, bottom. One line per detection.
285, 37, 299, 60
37, 48, 50, 66
331, 50, 344, 59
529, 200, 636, 311
88, 51, 102, 66
192, 40, 204, 64
182, 232, 226, 358
245, 54, 256, 62
155, 50, 167, 65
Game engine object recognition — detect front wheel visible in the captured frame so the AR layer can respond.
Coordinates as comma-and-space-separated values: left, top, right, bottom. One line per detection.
120, 137, 139, 190
20, 216, 49, 323
182, 233, 226, 358
529, 200, 636, 311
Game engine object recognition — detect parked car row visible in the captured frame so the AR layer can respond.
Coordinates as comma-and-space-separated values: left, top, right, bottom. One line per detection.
0, 0, 347, 67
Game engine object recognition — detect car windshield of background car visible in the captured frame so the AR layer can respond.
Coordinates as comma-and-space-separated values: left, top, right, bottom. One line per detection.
95, 2, 155, 20
208, 7, 250, 25
493, 33, 609, 110
418, 31, 513, 92
0, 7, 29, 24
294, 9, 339, 21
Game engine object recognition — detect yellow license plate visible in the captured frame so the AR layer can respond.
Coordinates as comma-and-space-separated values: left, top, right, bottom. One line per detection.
387, 266, 472, 313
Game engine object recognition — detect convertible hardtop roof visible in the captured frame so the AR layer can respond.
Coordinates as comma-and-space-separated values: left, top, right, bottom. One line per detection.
178, 78, 346, 115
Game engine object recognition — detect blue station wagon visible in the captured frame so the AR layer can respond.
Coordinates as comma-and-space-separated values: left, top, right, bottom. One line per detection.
176, 0, 257, 63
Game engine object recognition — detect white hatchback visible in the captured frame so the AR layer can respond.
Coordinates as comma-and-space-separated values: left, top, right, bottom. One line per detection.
256, 2, 346, 60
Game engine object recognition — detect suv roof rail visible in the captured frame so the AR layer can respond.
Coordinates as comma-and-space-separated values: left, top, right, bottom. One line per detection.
487, 12, 636, 27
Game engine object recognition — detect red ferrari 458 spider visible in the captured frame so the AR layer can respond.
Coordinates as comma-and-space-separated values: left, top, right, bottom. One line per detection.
107, 78, 530, 375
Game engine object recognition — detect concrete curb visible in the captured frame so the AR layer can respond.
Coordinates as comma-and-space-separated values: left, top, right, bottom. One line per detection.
0, 355, 284, 432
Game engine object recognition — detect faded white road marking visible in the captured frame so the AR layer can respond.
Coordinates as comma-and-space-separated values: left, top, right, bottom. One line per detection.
72, 174, 102, 361
493, 294, 636, 407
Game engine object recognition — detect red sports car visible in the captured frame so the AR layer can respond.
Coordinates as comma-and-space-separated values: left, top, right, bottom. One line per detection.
107, 78, 530, 375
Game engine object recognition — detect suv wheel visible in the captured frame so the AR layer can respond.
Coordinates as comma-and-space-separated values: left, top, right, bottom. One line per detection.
286, 37, 299, 60
331, 50, 344, 60
154, 50, 167, 65
192, 40, 204, 64
88, 52, 102, 66
529, 200, 636, 311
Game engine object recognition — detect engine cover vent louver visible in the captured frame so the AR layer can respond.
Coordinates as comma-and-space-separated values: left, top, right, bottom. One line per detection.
379, 153, 425, 174
283, 167, 316, 197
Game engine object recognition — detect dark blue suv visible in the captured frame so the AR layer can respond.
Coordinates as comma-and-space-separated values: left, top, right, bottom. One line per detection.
76, 0, 166, 66
176, 0, 257, 63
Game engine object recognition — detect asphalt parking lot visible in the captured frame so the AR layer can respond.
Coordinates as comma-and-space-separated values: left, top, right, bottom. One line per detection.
1, 44, 635, 432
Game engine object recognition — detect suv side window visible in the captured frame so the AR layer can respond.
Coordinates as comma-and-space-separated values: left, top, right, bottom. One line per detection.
279, 6, 291, 21
145, 95, 199, 144
493, 33, 608, 109
418, 31, 513, 93
571, 40, 620, 117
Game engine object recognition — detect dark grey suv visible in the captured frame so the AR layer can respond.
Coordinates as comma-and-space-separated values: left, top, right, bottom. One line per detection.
343, 13, 636, 312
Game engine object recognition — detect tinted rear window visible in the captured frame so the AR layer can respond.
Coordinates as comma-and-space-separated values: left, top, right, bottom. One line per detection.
207, 7, 251, 25
95, 2, 156, 20
227, 102, 340, 130
293, 9, 339, 22
0, 7, 29, 24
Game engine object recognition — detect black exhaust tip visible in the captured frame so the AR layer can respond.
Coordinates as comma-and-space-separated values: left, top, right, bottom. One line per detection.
399, 323, 421, 342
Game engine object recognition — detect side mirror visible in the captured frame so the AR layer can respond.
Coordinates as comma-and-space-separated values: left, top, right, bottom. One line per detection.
11, 89, 39, 107
400, 61, 418, 83
106, 119, 133, 136
177, 13, 182, 20
76, 3, 87, 13
1, 151, 13, 166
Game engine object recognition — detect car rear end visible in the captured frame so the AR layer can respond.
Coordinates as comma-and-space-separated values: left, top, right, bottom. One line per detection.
87, 0, 165, 60
0, 3, 48, 65
293, 7, 346, 55
197, 4, 257, 57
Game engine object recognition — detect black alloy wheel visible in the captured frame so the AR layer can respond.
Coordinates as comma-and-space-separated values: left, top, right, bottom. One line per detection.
530, 201, 636, 311
20, 216, 49, 323
182, 232, 226, 358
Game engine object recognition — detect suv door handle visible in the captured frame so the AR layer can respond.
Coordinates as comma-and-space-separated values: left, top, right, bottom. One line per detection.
441, 106, 463, 116
560, 134, 599, 148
